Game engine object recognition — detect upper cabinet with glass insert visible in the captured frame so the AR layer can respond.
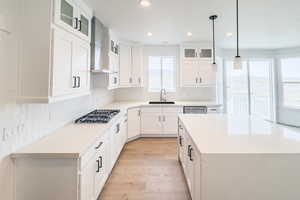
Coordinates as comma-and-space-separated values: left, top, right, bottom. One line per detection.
182, 45, 213, 60
53, 0, 92, 42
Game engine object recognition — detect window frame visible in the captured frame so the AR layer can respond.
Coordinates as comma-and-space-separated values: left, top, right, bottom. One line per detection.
223, 58, 275, 121
148, 56, 177, 93
278, 56, 300, 110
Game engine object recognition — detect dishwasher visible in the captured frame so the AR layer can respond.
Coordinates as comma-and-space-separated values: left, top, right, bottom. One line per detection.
183, 106, 208, 114
183, 106, 220, 114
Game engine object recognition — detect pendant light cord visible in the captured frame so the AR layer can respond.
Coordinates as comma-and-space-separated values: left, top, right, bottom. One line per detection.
213, 18, 216, 64
210, 15, 217, 64
236, 0, 240, 57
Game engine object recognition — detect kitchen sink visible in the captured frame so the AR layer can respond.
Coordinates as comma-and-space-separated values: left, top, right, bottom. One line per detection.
149, 101, 175, 104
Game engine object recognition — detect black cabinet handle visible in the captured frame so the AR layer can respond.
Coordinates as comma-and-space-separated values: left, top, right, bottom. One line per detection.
72, 76, 77, 88
116, 124, 120, 134
77, 76, 81, 88
96, 156, 103, 173
74, 18, 78, 29
96, 159, 100, 173
95, 142, 103, 149
188, 145, 191, 157
99, 156, 103, 168
188, 145, 194, 161
179, 136, 183, 147
79, 20, 82, 31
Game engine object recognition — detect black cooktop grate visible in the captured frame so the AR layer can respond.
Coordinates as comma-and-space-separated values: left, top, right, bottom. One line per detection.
75, 109, 120, 124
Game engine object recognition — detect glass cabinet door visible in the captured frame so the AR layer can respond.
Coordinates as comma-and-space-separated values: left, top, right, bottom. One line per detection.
60, 0, 74, 27
184, 48, 197, 58
80, 14, 89, 36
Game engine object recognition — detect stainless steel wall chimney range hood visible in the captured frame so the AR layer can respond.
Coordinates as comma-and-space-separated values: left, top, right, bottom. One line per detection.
90, 17, 110, 73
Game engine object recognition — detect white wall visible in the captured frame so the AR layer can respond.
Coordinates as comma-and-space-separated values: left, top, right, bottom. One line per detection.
114, 45, 217, 101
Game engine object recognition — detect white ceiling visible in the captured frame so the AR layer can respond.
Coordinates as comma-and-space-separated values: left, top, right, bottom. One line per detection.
86, 0, 300, 49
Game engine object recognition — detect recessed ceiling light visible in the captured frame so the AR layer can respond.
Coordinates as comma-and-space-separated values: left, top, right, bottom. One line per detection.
147, 32, 153, 36
226, 32, 233, 37
139, 0, 152, 7
187, 32, 193, 37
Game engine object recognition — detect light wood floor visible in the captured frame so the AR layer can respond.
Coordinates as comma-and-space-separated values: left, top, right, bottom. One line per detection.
98, 138, 191, 200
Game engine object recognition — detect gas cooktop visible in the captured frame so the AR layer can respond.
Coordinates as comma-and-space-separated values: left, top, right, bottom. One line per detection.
75, 109, 120, 124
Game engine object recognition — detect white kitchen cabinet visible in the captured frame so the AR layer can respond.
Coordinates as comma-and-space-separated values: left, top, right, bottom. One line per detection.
93, 140, 107, 198
141, 106, 182, 136
127, 108, 141, 140
180, 45, 216, 88
198, 60, 217, 85
131, 46, 143, 87
51, 28, 90, 97
181, 61, 199, 87
120, 116, 128, 146
163, 114, 179, 134
75, 38, 91, 92
141, 112, 163, 135
51, 28, 75, 97
17, 0, 92, 103
178, 121, 201, 200
119, 44, 132, 87
119, 44, 143, 88
178, 122, 187, 175
53, 0, 92, 42
181, 60, 216, 87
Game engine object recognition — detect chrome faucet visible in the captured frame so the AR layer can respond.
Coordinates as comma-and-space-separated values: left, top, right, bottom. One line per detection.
160, 89, 167, 102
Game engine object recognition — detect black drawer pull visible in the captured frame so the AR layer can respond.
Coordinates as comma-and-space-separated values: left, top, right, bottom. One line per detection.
95, 142, 103, 149
179, 136, 183, 146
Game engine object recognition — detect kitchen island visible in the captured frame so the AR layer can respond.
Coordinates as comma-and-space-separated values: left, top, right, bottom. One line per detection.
178, 114, 300, 200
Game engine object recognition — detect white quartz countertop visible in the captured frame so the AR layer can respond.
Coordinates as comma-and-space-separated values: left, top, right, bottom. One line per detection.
12, 101, 220, 158
179, 114, 300, 154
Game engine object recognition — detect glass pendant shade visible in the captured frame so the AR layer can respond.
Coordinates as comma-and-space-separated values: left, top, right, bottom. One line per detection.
233, 56, 242, 69
211, 62, 218, 72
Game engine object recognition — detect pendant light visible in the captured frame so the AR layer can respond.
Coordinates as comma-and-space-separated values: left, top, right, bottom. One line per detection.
233, 0, 242, 69
209, 15, 218, 71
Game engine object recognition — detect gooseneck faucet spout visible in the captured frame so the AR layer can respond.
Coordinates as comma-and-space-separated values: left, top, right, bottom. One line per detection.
160, 89, 167, 102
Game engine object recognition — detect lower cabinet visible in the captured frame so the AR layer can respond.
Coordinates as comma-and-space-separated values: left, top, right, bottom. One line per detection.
178, 120, 201, 200
13, 114, 127, 200
80, 137, 106, 200
141, 106, 183, 136
127, 108, 141, 140
140, 112, 163, 135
